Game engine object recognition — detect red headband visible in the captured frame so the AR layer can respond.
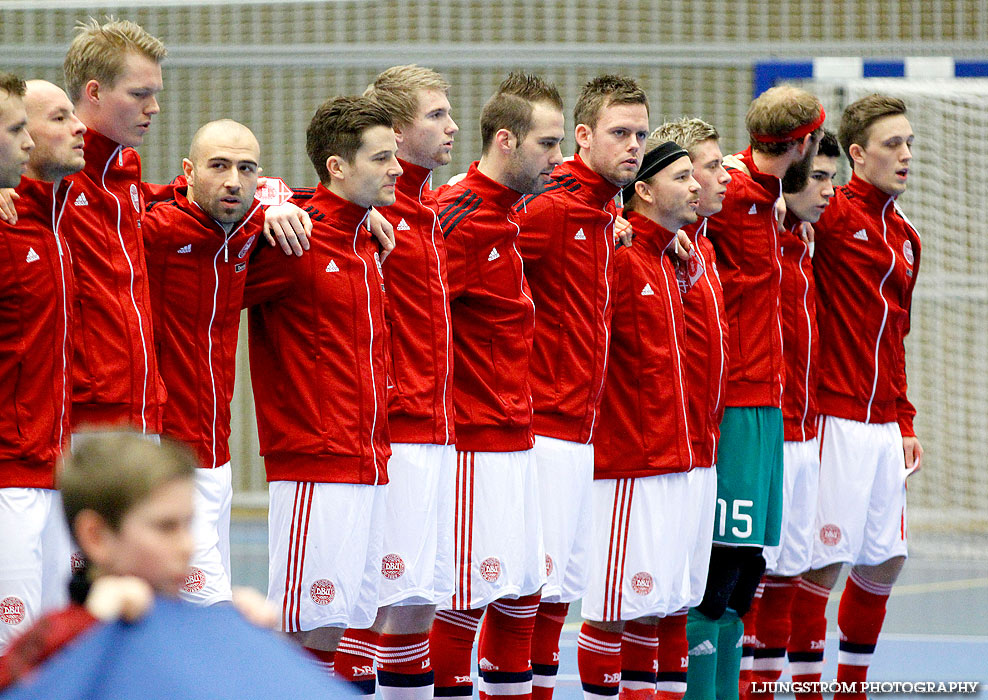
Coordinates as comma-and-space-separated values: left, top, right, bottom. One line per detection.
751, 105, 826, 144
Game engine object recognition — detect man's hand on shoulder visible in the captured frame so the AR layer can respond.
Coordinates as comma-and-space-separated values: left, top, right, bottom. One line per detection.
0, 188, 19, 224
263, 203, 311, 257
367, 208, 396, 262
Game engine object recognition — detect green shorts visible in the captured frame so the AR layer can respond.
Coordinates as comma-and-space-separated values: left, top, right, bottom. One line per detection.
713, 406, 784, 547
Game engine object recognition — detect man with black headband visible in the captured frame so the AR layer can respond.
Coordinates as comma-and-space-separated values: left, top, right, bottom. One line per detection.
510, 75, 649, 699
576, 139, 702, 700
686, 85, 824, 700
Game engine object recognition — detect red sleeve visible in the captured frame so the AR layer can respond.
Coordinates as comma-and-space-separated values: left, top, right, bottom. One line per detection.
896, 232, 920, 438
442, 226, 468, 300
242, 242, 293, 308
0, 605, 97, 690
141, 180, 180, 203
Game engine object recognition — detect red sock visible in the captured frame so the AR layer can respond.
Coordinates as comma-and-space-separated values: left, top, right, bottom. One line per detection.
834, 571, 892, 700
739, 584, 763, 700
619, 619, 658, 700
335, 628, 379, 697
432, 608, 484, 697
305, 647, 336, 677
532, 601, 568, 700
787, 578, 830, 700
751, 577, 797, 700
477, 593, 541, 700
578, 623, 623, 699
377, 632, 434, 700
655, 611, 688, 700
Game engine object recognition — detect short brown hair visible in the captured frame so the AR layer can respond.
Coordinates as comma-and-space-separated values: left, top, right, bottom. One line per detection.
64, 17, 167, 103
480, 72, 563, 154
573, 75, 649, 130
364, 65, 450, 129
306, 95, 393, 184
746, 85, 823, 156
623, 134, 669, 213
838, 94, 907, 163
60, 429, 197, 534
0, 72, 27, 99
650, 118, 719, 160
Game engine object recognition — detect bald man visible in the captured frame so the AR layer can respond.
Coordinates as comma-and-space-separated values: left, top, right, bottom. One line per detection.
142, 119, 266, 606
0, 79, 85, 652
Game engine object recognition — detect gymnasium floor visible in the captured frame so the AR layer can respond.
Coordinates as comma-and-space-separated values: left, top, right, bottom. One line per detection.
230, 518, 988, 698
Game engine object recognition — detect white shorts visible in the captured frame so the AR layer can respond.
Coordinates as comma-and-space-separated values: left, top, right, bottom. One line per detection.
685, 466, 718, 608
448, 449, 546, 611
534, 435, 594, 603
379, 443, 456, 607
180, 464, 234, 606
811, 417, 908, 569
764, 439, 820, 576
583, 474, 693, 622
0, 488, 72, 652
267, 481, 387, 632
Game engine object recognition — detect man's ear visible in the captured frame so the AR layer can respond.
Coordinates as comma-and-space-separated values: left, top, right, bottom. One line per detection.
634, 179, 653, 206
393, 126, 405, 146
495, 128, 516, 154
574, 123, 593, 152
181, 158, 194, 185
848, 142, 866, 168
73, 509, 114, 570
82, 79, 101, 106
326, 154, 347, 181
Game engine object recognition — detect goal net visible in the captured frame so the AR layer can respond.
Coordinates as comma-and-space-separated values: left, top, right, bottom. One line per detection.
800, 78, 988, 560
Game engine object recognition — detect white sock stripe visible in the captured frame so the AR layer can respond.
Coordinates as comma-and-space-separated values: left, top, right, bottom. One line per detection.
533, 675, 557, 688
377, 640, 430, 655
848, 570, 893, 596
441, 615, 481, 632
620, 681, 655, 691
439, 609, 482, 626
577, 633, 623, 655
740, 657, 753, 671
337, 640, 380, 657
755, 582, 766, 596
796, 578, 831, 598
377, 649, 431, 664
837, 650, 874, 667
656, 682, 688, 693
477, 678, 533, 695
789, 661, 824, 676
762, 580, 791, 590
620, 631, 659, 647
752, 657, 786, 672
489, 602, 540, 617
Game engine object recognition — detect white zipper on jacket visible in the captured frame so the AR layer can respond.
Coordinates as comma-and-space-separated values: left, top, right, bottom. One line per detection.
354, 209, 379, 484
208, 203, 262, 467
422, 174, 452, 445
698, 219, 726, 459
101, 147, 150, 433
661, 259, 693, 468
508, 201, 535, 426
773, 180, 785, 407
586, 207, 614, 445
795, 230, 813, 442
866, 198, 897, 423
52, 180, 73, 448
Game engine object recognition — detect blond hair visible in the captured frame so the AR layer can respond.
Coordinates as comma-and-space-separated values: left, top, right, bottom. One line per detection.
364, 65, 450, 129
60, 429, 197, 533
746, 85, 823, 156
650, 118, 719, 160
64, 17, 167, 102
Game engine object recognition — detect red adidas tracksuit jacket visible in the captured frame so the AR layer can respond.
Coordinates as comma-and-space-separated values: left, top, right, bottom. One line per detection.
779, 213, 819, 442
144, 186, 264, 469
0, 176, 75, 488
680, 218, 729, 470
812, 173, 921, 436
64, 128, 166, 433
244, 184, 390, 484
514, 154, 619, 445
705, 146, 785, 409
437, 163, 535, 453
378, 158, 455, 446
594, 212, 693, 479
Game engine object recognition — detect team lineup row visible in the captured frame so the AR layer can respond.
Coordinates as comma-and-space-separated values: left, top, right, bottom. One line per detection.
0, 16, 921, 700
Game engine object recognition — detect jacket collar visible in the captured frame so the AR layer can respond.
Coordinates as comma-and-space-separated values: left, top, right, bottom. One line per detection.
396, 158, 433, 201
846, 171, 896, 209
308, 184, 372, 232
625, 210, 680, 257
736, 146, 782, 191
460, 162, 525, 211
563, 153, 621, 207
81, 128, 125, 174
170, 186, 263, 237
